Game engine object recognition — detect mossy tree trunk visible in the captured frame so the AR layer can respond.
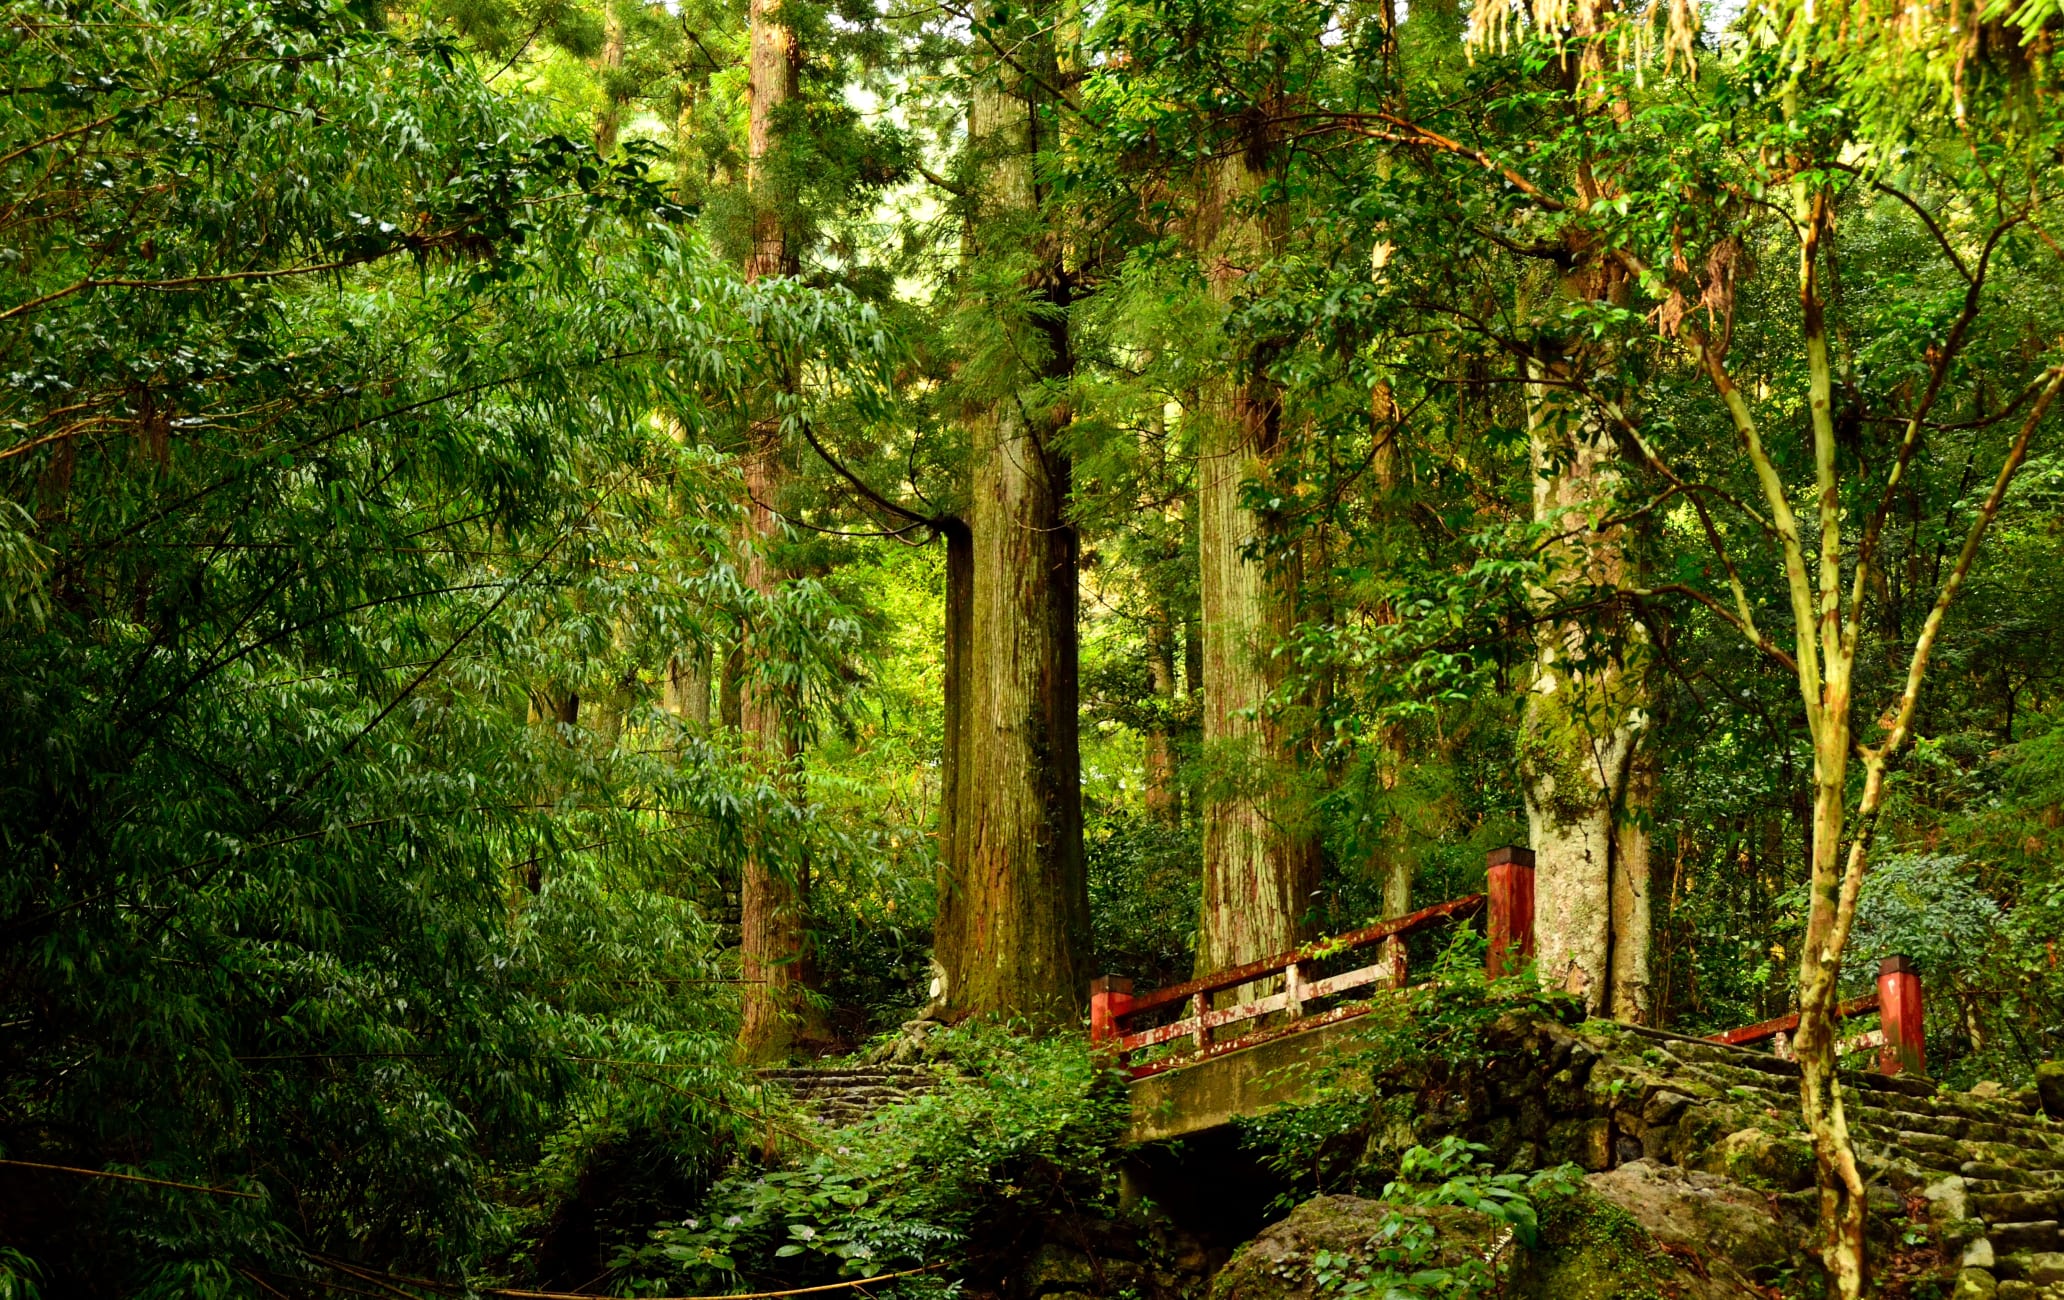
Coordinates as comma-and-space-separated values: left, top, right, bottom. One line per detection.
1518, 347, 1654, 1022
930, 16, 1089, 1026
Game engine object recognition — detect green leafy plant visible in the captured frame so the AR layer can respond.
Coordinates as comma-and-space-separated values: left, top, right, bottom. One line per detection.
1298, 1138, 1582, 1300
613, 1027, 1126, 1298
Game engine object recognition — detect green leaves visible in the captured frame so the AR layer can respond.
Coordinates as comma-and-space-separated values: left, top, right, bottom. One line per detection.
0, 1, 900, 1291
620, 1028, 1125, 1297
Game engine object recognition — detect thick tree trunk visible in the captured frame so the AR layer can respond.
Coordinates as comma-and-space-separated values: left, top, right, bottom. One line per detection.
931, 35, 1089, 1026
735, 446, 824, 1060
940, 400, 1086, 1022
925, 7, 1104, 1025
1518, 359, 1653, 1018
1195, 151, 1318, 981
734, 0, 818, 1063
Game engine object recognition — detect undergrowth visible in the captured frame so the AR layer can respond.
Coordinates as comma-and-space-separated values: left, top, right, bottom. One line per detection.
611, 1026, 1127, 1299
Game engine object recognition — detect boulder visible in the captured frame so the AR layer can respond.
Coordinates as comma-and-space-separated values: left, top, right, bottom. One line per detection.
1953, 1267, 1998, 1299
1699, 1126, 1816, 1192
1211, 1169, 1803, 1300
2037, 1062, 2064, 1123
1583, 1159, 1796, 1277
1209, 1195, 1500, 1300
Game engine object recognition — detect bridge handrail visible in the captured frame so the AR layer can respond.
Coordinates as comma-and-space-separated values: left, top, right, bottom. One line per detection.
1710, 992, 1880, 1048
1705, 954, 1926, 1077
1089, 847, 1537, 1078
1115, 894, 1486, 1020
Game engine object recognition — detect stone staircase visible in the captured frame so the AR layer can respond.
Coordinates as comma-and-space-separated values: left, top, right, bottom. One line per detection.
755, 1063, 946, 1129
1616, 1024, 2064, 1295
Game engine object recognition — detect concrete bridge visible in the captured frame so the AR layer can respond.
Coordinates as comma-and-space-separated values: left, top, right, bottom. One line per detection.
1090, 847, 1927, 1146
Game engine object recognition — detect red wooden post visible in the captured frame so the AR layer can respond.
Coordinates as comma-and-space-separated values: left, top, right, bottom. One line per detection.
1486, 846, 1536, 979
1089, 975, 1134, 1045
1877, 955, 1925, 1077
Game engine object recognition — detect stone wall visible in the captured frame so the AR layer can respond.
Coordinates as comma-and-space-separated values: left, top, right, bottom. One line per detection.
1360, 1012, 2064, 1297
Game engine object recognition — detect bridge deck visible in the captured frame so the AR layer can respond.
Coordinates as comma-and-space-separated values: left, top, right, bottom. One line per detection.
1124, 1014, 1370, 1144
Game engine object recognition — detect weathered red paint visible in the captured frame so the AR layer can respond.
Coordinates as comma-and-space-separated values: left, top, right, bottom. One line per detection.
1711, 992, 1879, 1047
1877, 954, 1925, 1077
1486, 846, 1535, 979
1089, 975, 1135, 1044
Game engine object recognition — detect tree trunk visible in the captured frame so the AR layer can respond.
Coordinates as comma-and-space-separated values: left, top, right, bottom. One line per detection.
1370, 383, 1411, 985
1518, 355, 1653, 1018
930, 25, 1089, 1026
930, 515, 972, 1010
1195, 150, 1318, 982
1143, 403, 1181, 824
666, 647, 712, 727
1145, 611, 1179, 823
734, 0, 817, 1063
1609, 748, 1655, 1022
594, 0, 627, 156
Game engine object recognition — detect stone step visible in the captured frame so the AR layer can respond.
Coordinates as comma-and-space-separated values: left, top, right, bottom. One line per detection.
1975, 1191, 2064, 1224
1968, 1164, 2064, 1189
1668, 1067, 2059, 1138
1985, 1222, 2061, 1253
1861, 1129, 2064, 1174
1845, 1103, 2058, 1151
755, 1063, 948, 1131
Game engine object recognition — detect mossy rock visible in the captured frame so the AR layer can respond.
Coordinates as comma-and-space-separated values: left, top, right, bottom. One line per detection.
1210, 1164, 1801, 1300
1510, 1195, 1673, 1300
1209, 1195, 1499, 1300
1697, 1126, 1816, 1192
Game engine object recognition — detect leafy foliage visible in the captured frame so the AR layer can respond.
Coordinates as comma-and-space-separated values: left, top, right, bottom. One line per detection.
614, 1028, 1126, 1297
1302, 1139, 1582, 1300
0, 0, 885, 1291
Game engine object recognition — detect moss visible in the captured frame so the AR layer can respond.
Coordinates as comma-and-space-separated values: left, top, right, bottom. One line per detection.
1516, 690, 1607, 828
1512, 1195, 1671, 1300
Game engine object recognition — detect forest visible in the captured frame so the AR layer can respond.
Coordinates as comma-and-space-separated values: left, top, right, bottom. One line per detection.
4, 0, 2064, 1294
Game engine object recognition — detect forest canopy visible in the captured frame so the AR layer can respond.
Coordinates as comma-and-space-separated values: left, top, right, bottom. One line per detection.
3, 0, 2064, 1294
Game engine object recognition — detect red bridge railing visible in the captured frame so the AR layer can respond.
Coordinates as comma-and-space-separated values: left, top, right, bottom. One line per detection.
1091, 842, 1928, 1081
1089, 847, 1537, 1079
1707, 954, 1925, 1077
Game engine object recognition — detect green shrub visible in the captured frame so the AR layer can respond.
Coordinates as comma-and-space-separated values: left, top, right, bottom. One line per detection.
614, 1027, 1128, 1298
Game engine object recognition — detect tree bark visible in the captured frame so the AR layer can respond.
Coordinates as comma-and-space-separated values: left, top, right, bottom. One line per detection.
930, 20, 1089, 1026
734, 0, 818, 1063
594, 0, 627, 156
743, 0, 797, 285
1517, 363, 1653, 1018
930, 514, 973, 1010
1145, 616, 1179, 823
1195, 149, 1319, 982
666, 647, 712, 727
1609, 748, 1654, 1022
1143, 403, 1181, 824
1370, 383, 1412, 985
